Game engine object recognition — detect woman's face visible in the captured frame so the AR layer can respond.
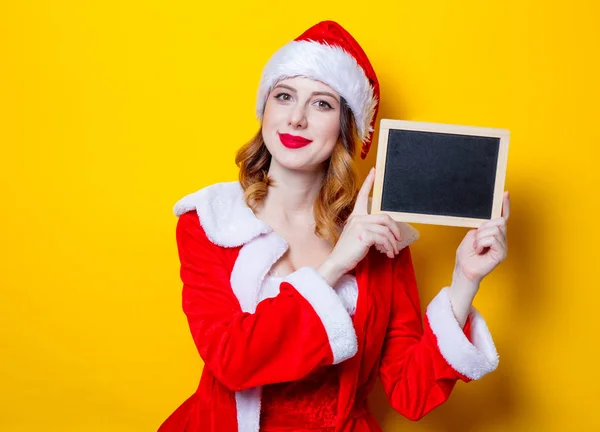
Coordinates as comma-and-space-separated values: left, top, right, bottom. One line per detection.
262, 76, 341, 172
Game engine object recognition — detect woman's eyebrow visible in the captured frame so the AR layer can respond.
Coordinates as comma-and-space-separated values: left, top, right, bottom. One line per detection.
312, 91, 340, 102
273, 84, 340, 102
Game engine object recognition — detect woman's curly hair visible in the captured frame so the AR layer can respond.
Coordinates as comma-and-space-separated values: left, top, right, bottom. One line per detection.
235, 97, 360, 245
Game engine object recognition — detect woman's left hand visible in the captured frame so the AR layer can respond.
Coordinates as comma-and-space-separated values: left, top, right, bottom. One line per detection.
454, 191, 510, 285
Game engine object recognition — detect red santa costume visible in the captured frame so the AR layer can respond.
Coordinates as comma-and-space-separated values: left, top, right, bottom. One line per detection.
158, 21, 499, 432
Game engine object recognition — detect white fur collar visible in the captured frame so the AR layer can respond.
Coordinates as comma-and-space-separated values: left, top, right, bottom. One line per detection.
173, 181, 271, 247
173, 180, 420, 249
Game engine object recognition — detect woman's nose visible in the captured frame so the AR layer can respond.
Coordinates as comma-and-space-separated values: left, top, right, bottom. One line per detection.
288, 105, 307, 129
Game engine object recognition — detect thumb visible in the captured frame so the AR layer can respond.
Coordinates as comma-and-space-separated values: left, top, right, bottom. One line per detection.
352, 167, 375, 215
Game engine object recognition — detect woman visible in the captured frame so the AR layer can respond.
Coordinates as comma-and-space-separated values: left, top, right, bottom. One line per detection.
159, 20, 509, 432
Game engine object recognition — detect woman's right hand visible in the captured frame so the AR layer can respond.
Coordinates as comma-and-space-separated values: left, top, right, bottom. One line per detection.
318, 167, 403, 285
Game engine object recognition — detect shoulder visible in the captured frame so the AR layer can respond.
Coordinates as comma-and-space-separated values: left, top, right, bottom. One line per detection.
173, 181, 243, 217
172, 181, 271, 248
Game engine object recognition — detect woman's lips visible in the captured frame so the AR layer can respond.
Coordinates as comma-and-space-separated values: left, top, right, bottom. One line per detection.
278, 133, 313, 149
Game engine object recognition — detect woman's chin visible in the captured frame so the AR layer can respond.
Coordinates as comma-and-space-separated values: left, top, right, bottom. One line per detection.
272, 151, 320, 172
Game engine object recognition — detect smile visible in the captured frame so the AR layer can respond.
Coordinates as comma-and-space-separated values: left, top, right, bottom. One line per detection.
278, 133, 313, 149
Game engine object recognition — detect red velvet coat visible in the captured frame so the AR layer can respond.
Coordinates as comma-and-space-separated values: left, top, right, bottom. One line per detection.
158, 181, 499, 432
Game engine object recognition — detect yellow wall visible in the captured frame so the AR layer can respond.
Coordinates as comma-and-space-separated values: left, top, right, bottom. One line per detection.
1, 1, 598, 430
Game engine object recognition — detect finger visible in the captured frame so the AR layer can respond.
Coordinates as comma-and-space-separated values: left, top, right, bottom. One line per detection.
352, 167, 375, 216
474, 232, 506, 253
366, 225, 399, 255
480, 217, 506, 228
367, 232, 395, 258
475, 236, 495, 254
362, 213, 403, 242
474, 232, 506, 254
475, 225, 502, 243
375, 244, 395, 258
502, 191, 510, 221
361, 230, 395, 258
477, 237, 507, 258
478, 218, 506, 237
373, 230, 397, 258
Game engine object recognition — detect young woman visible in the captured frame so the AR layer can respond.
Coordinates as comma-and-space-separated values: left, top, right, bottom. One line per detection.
159, 20, 510, 432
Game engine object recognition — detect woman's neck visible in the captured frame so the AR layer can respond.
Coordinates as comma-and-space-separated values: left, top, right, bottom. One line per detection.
258, 162, 326, 227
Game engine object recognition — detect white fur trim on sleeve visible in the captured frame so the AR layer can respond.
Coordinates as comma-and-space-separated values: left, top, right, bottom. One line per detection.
283, 267, 358, 364
425, 287, 499, 380
333, 273, 358, 316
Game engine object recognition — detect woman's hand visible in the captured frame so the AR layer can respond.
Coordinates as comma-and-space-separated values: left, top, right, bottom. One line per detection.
454, 191, 511, 287
447, 191, 510, 327
318, 168, 402, 285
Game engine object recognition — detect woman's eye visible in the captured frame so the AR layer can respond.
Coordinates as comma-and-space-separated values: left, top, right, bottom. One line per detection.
275, 93, 291, 101
274, 93, 333, 110
316, 100, 333, 110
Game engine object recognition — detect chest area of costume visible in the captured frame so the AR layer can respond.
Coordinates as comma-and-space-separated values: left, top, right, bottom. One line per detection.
221, 231, 394, 378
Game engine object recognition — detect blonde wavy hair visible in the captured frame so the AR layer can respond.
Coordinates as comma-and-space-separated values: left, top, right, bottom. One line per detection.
235, 97, 361, 246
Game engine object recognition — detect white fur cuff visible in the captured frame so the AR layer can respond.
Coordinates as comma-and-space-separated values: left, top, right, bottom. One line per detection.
426, 287, 499, 380
283, 267, 358, 364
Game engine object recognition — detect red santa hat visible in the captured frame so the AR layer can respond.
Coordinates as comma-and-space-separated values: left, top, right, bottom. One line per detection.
255, 20, 380, 159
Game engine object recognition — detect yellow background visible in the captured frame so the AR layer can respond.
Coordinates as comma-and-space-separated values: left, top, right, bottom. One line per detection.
1, 0, 598, 431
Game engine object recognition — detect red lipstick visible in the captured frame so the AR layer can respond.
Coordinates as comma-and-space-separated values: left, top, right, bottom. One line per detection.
278, 133, 313, 149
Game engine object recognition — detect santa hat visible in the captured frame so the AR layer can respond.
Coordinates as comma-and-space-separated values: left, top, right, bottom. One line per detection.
255, 20, 380, 159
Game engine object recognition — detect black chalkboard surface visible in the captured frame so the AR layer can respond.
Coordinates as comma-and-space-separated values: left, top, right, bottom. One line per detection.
371, 119, 509, 228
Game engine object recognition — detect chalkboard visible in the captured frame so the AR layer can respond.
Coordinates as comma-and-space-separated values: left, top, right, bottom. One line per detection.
371, 119, 509, 228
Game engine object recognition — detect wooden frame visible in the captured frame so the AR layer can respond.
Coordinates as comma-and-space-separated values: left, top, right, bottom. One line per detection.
371, 119, 510, 228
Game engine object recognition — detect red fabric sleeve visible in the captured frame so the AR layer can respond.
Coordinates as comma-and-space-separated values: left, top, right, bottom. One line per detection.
176, 211, 357, 392
378, 246, 474, 421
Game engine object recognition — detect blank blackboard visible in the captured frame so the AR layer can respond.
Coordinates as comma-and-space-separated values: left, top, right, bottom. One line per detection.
371, 119, 509, 228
